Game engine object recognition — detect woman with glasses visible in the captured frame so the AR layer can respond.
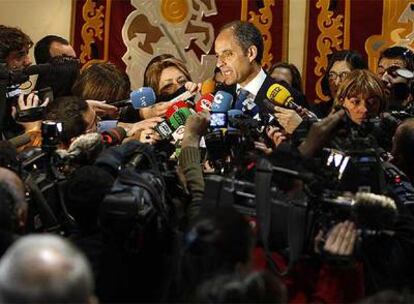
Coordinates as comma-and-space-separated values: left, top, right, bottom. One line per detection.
315, 50, 368, 118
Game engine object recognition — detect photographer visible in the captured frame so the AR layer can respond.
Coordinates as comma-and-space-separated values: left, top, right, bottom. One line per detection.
376, 46, 414, 111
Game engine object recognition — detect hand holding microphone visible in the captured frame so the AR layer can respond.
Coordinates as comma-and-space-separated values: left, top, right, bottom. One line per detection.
86, 100, 118, 118
266, 83, 319, 120
274, 105, 303, 134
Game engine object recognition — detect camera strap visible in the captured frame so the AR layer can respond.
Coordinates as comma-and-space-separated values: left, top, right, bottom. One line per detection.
255, 158, 307, 276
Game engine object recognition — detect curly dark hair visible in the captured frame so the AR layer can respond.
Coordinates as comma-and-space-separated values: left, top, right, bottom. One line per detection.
0, 25, 33, 62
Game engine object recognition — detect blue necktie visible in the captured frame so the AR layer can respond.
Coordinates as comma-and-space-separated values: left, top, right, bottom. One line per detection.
234, 88, 250, 111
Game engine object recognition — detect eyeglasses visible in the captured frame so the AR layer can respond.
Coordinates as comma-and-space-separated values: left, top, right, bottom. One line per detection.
328, 71, 350, 82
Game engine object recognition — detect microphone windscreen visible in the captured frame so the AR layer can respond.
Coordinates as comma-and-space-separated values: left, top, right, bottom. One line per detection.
227, 109, 243, 129
168, 107, 193, 130
101, 127, 127, 145
195, 93, 214, 112
68, 132, 103, 154
211, 90, 233, 113
130, 87, 156, 109
165, 100, 188, 119
201, 78, 216, 95
353, 192, 398, 230
266, 83, 294, 107
25, 64, 51, 76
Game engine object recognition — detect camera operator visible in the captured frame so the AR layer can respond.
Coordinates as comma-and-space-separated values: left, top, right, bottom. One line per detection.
376, 46, 414, 111
43, 95, 162, 150
0, 25, 34, 139
34, 35, 76, 64
0, 25, 32, 72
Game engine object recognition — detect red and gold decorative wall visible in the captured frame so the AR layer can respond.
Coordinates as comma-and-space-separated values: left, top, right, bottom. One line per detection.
304, 0, 414, 105
71, 0, 289, 89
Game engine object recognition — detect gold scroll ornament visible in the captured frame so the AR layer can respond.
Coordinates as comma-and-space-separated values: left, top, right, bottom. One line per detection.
241, 0, 275, 70
161, 0, 189, 24
313, 0, 345, 103
79, 0, 105, 66
366, 0, 414, 72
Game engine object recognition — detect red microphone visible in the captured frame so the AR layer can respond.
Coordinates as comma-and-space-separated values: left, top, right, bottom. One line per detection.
166, 100, 188, 120
195, 93, 214, 113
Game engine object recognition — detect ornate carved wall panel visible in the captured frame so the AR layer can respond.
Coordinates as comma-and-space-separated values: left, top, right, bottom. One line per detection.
304, 0, 383, 104
72, 0, 289, 89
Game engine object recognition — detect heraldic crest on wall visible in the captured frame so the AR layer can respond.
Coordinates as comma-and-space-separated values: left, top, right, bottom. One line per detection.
122, 0, 218, 89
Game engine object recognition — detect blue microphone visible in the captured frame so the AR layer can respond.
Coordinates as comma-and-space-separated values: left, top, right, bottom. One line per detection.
210, 91, 233, 129
109, 87, 156, 109
97, 120, 118, 133
227, 109, 243, 130
211, 91, 233, 112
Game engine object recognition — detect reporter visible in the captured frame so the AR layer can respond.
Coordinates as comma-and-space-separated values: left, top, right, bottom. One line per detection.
71, 63, 129, 121
273, 105, 303, 134
315, 50, 367, 118
144, 54, 198, 98
141, 55, 200, 120
334, 69, 387, 125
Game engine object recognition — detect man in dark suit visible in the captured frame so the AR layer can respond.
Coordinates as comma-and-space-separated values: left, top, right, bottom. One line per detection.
214, 20, 305, 118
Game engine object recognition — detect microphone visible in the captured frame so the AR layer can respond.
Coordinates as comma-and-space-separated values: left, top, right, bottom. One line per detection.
195, 93, 214, 113
266, 83, 297, 109
109, 87, 156, 109
167, 103, 193, 130
62, 132, 103, 160
97, 120, 118, 133
25, 63, 52, 76
154, 120, 173, 140
211, 90, 233, 113
166, 100, 189, 120
227, 109, 244, 130
266, 83, 319, 120
101, 127, 127, 146
201, 78, 216, 95
353, 192, 397, 233
210, 91, 233, 129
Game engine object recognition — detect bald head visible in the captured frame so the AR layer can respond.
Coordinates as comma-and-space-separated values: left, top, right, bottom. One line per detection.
0, 234, 95, 303
0, 167, 27, 231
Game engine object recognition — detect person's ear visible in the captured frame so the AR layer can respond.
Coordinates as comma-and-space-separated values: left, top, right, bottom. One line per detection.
247, 45, 258, 63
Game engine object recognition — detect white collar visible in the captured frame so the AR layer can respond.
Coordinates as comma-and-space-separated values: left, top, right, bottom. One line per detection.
237, 68, 266, 97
